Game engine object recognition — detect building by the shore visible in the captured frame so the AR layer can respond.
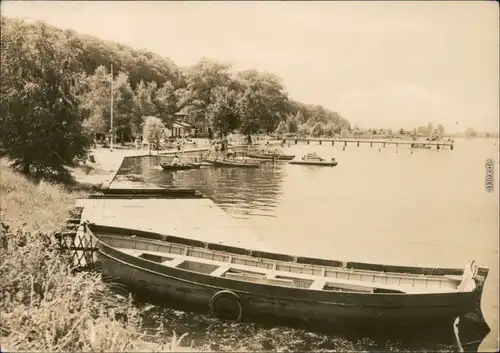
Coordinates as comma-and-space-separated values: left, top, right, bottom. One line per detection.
163, 119, 196, 138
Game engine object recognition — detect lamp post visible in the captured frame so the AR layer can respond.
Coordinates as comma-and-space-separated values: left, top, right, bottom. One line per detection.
110, 63, 114, 152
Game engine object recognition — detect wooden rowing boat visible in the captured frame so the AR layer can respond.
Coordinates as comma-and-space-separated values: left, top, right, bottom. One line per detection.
289, 160, 338, 166
84, 223, 489, 327
160, 163, 201, 171
246, 153, 296, 161
289, 153, 338, 167
203, 158, 260, 168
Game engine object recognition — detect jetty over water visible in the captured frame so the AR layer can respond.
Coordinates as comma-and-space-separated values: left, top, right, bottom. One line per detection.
75, 195, 270, 251
286, 138, 454, 150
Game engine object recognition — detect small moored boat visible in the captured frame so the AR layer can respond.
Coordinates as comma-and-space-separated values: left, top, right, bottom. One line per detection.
160, 163, 202, 171
289, 153, 338, 167
204, 158, 260, 169
85, 223, 489, 327
246, 152, 295, 161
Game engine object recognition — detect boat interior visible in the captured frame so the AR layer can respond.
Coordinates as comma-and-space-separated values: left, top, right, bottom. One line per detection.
90, 226, 472, 295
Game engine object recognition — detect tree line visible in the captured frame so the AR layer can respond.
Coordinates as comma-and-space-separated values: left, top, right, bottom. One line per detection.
0, 17, 350, 181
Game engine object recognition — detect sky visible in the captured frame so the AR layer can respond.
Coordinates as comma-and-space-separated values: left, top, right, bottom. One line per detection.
2, 1, 499, 133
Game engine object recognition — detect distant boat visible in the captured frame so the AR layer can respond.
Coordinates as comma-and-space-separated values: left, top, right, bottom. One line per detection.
246, 152, 296, 161
289, 153, 338, 167
160, 163, 202, 171
204, 158, 261, 169
85, 223, 490, 328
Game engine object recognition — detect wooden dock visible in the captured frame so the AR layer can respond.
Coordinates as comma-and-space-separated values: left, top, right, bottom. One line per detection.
286, 138, 454, 150
75, 197, 270, 252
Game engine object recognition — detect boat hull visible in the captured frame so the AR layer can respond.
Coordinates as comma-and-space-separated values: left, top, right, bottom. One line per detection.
289, 160, 338, 167
92, 239, 481, 327
204, 159, 260, 168
247, 153, 295, 161
160, 163, 201, 171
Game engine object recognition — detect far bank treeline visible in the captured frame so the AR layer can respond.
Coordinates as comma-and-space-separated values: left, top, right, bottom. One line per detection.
0, 17, 349, 180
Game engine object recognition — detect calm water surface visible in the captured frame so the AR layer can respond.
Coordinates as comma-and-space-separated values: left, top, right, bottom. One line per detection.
116, 138, 499, 351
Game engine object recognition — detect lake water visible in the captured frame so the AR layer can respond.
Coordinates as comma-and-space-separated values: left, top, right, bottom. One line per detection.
115, 138, 499, 352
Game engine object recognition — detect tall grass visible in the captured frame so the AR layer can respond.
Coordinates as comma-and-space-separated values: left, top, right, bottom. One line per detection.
0, 159, 187, 352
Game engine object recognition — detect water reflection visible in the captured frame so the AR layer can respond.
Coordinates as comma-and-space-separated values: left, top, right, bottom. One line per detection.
116, 154, 286, 219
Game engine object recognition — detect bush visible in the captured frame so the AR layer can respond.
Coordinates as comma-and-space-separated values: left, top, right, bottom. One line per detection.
0, 159, 184, 352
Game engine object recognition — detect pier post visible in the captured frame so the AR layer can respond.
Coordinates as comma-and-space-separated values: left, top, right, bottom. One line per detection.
332, 141, 334, 146
437, 144, 440, 150
396, 143, 399, 147
383, 142, 386, 147
451, 144, 454, 151
370, 142, 372, 147
295, 139, 298, 145
344, 141, 347, 147
307, 140, 310, 145
319, 140, 322, 145
357, 141, 360, 147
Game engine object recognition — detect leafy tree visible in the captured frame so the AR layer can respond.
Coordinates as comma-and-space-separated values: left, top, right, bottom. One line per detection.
399, 128, 405, 135
297, 123, 311, 137
142, 116, 165, 150
236, 70, 289, 136
132, 80, 157, 135
274, 120, 288, 136
180, 59, 232, 130
80, 66, 112, 137
154, 81, 178, 127
436, 124, 444, 136
324, 123, 335, 137
312, 122, 325, 137
0, 19, 90, 181
286, 114, 299, 133
206, 86, 240, 136
80, 68, 134, 142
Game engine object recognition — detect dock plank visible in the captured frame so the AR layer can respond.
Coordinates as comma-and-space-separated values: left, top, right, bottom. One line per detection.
78, 198, 270, 251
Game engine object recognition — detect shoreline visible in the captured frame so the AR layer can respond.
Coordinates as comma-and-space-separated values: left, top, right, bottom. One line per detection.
70, 140, 281, 190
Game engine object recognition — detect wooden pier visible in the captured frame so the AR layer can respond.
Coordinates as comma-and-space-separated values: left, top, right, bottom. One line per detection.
74, 196, 270, 252
286, 138, 454, 150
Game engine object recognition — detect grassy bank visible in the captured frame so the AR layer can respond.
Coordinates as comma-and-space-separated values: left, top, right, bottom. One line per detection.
0, 159, 188, 352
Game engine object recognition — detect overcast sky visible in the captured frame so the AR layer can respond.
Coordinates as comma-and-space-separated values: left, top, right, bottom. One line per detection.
2, 1, 498, 132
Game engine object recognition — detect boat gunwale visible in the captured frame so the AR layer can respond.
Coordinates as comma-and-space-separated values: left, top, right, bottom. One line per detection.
91, 231, 477, 308
99, 233, 458, 283
85, 223, 473, 278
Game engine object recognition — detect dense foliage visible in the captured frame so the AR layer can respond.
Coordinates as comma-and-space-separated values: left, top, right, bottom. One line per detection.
1, 16, 350, 180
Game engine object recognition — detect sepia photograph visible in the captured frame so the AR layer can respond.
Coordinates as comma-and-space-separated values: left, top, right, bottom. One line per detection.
0, 1, 498, 352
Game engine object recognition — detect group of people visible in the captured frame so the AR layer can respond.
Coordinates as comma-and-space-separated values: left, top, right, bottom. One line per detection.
207, 136, 235, 159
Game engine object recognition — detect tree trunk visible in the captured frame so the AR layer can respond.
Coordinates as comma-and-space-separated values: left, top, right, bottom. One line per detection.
22, 163, 30, 176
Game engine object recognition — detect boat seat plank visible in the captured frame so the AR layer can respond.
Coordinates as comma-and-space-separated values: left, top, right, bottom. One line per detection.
108, 236, 454, 282
211, 266, 230, 277
445, 275, 463, 282
163, 258, 185, 268
120, 248, 144, 257
115, 248, 439, 294
225, 272, 295, 287
310, 280, 326, 290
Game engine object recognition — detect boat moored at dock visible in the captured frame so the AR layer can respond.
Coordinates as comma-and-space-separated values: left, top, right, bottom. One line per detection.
203, 158, 261, 168
246, 152, 296, 161
160, 162, 202, 171
289, 153, 338, 167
